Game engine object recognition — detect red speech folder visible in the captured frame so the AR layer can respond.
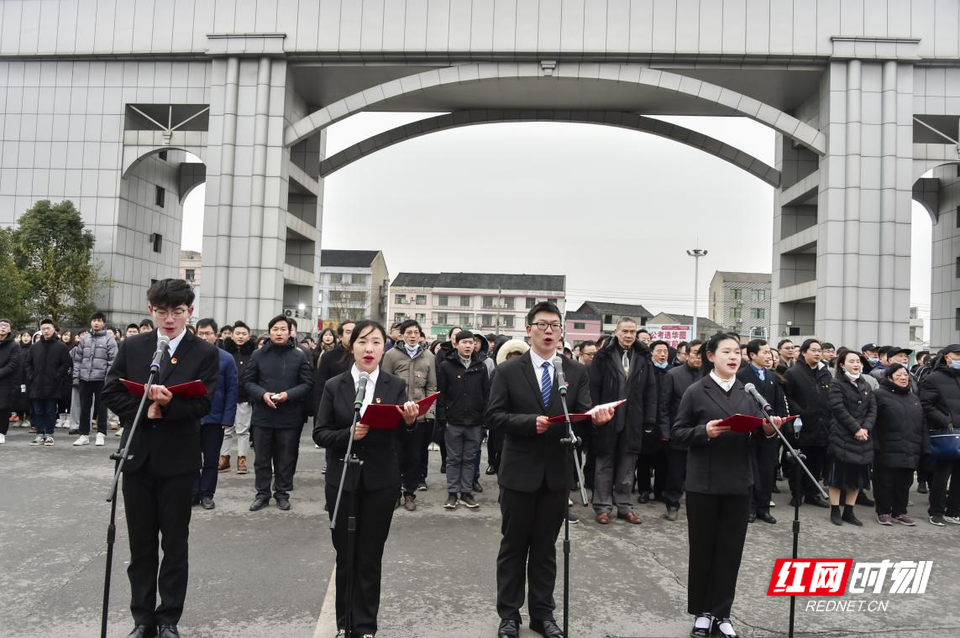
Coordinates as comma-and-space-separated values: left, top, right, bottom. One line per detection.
121, 379, 207, 398
360, 392, 440, 429
546, 399, 626, 424
719, 413, 796, 433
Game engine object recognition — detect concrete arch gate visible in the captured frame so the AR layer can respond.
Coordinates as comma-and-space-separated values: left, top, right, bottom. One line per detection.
2, 1, 959, 346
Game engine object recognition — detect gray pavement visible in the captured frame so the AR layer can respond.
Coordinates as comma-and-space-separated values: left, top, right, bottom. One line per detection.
1, 424, 958, 638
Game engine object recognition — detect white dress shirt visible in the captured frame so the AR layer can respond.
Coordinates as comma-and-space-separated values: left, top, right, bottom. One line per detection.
530, 349, 555, 385
166, 328, 187, 358
350, 364, 380, 417
709, 370, 736, 393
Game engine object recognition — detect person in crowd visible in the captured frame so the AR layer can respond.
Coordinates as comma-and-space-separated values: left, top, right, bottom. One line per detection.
317, 327, 337, 360
637, 328, 651, 347
432, 326, 462, 475
826, 349, 877, 526
486, 339, 530, 476
919, 344, 960, 527
15, 330, 33, 429
578, 340, 597, 366
138, 319, 154, 333
873, 363, 929, 526
784, 339, 832, 508
124, 324, 140, 340
861, 343, 880, 374
102, 278, 220, 638
244, 315, 314, 512
56, 329, 75, 429
193, 319, 238, 510
471, 331, 496, 493
436, 330, 490, 510
487, 302, 613, 638
589, 317, 656, 525
217, 324, 233, 349
0, 318, 21, 445
637, 339, 671, 504
821, 342, 837, 375
672, 333, 784, 638
382, 319, 437, 511
25, 319, 72, 446
657, 339, 702, 521
310, 321, 356, 418
220, 320, 255, 474
673, 341, 689, 367
873, 347, 914, 386
737, 339, 789, 524
776, 339, 795, 372
72, 311, 118, 447
314, 320, 419, 638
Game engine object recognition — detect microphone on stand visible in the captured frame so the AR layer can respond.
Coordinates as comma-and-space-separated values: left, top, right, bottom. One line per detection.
150, 335, 171, 372
354, 371, 370, 409
743, 382, 772, 412
552, 355, 567, 395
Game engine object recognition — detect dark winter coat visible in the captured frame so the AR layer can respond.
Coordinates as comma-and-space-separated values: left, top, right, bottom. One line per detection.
436, 348, 489, 427
243, 339, 314, 428
309, 344, 353, 418
25, 336, 72, 400
223, 338, 256, 402
589, 340, 658, 457
657, 362, 701, 448
827, 375, 877, 465
785, 362, 833, 447
919, 363, 960, 431
0, 333, 21, 409
201, 347, 239, 426
874, 379, 929, 469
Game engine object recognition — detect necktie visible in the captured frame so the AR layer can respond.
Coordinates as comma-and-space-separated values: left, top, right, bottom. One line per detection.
757, 368, 765, 382
622, 352, 630, 376
540, 361, 552, 407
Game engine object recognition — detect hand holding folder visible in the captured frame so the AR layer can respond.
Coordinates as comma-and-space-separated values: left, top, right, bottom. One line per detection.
717, 413, 796, 433
121, 379, 207, 398
360, 392, 440, 429
546, 399, 626, 424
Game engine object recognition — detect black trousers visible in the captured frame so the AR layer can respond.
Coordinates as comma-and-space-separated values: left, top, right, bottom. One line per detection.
78, 379, 106, 435
326, 482, 396, 636
928, 459, 960, 517
193, 425, 225, 499
487, 426, 505, 472
636, 446, 668, 498
874, 465, 914, 516
0, 403, 10, 435
418, 418, 434, 481
252, 426, 300, 501
788, 444, 826, 500
685, 491, 751, 618
122, 469, 194, 626
496, 484, 567, 623
400, 420, 427, 496
663, 448, 687, 509
752, 439, 780, 514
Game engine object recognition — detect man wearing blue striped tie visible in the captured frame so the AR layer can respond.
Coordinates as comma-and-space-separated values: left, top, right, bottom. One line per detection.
487, 302, 615, 638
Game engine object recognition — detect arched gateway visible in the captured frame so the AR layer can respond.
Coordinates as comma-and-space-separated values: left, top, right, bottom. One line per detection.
1, 1, 958, 346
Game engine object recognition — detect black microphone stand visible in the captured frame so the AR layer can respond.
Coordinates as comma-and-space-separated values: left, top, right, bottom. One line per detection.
557, 378, 588, 638
100, 359, 163, 638
330, 403, 363, 637
751, 395, 826, 638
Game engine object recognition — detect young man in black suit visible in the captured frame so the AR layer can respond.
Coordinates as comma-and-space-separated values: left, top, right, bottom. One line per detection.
102, 279, 220, 638
487, 302, 614, 638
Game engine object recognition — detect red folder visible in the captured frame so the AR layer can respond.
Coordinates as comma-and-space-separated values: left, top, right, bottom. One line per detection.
546, 399, 626, 424
719, 413, 796, 433
121, 379, 207, 398
360, 392, 440, 429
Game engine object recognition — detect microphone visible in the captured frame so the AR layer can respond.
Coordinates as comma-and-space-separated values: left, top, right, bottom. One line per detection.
743, 382, 772, 412
552, 355, 566, 394
150, 335, 171, 372
354, 371, 370, 409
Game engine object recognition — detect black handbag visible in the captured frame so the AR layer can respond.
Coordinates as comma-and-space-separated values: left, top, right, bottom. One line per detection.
930, 429, 960, 461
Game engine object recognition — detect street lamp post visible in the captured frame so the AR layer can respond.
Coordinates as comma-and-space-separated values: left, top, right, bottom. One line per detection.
686, 249, 708, 340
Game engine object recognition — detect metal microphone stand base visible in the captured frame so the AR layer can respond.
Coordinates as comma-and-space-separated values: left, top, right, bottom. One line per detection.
330, 407, 363, 637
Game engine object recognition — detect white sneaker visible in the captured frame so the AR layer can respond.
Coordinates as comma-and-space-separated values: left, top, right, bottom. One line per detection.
44, 436, 54, 446
30, 435, 44, 446
115, 428, 123, 437
95, 432, 105, 446
944, 515, 960, 525
0, 433, 5, 444
73, 434, 90, 446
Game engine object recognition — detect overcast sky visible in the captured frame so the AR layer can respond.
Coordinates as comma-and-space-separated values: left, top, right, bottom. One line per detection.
182, 113, 932, 320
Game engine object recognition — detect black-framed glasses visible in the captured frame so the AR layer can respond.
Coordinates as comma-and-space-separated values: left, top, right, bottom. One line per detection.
530, 321, 562, 331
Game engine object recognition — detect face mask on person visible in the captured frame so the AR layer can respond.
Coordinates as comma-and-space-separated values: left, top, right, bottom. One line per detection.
867, 357, 879, 365
654, 361, 668, 369
951, 360, 960, 371
845, 371, 861, 381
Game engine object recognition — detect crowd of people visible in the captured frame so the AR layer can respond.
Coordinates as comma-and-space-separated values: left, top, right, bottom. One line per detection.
1, 300, 956, 638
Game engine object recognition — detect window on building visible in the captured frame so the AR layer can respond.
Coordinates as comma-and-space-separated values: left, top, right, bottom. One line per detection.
438, 295, 449, 307
416, 294, 427, 305
956, 205, 960, 228
352, 274, 367, 285
155, 186, 165, 208
909, 326, 917, 342
731, 288, 742, 300
482, 296, 494, 308
502, 315, 515, 329
435, 313, 448, 325
573, 322, 585, 330
394, 313, 407, 323
394, 294, 406, 305
158, 150, 167, 161
460, 314, 472, 326
526, 297, 535, 309
603, 314, 613, 324
751, 308, 765, 320
460, 295, 472, 307
415, 313, 426, 323
502, 297, 515, 310
184, 268, 195, 282
750, 327, 767, 338
731, 307, 742, 320
956, 308, 960, 332
151, 233, 162, 253
751, 289, 767, 301
481, 314, 494, 327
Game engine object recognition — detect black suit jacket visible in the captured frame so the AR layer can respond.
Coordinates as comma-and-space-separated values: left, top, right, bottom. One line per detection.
312, 369, 411, 493
671, 376, 767, 495
486, 351, 592, 493
102, 330, 220, 476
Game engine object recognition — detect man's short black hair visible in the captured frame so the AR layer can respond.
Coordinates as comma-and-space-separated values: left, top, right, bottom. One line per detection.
878, 345, 892, 356
676, 341, 689, 352
525, 301, 562, 326
746, 338, 767, 357
337, 320, 355, 337
447, 325, 462, 339
822, 342, 835, 350
146, 279, 195, 309
196, 318, 219, 333
799, 338, 821, 354
777, 338, 793, 350
219, 324, 233, 335
139, 319, 154, 329
232, 320, 250, 333
398, 319, 423, 337
650, 339, 669, 351
268, 315, 293, 331
40, 318, 56, 329
638, 328, 650, 335
455, 330, 475, 343
579, 340, 595, 349
289, 319, 298, 330
90, 311, 107, 322
126, 323, 139, 331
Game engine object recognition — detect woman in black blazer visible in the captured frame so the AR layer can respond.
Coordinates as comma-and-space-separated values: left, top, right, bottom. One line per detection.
313, 320, 419, 638
672, 333, 783, 638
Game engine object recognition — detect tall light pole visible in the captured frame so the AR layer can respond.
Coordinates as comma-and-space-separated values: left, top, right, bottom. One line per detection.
686, 249, 708, 340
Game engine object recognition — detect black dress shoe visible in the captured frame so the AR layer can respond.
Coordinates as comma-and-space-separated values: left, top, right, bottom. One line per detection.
530, 618, 565, 637
690, 614, 712, 638
638, 491, 651, 504
276, 497, 291, 511
125, 625, 157, 638
158, 626, 180, 638
856, 491, 875, 507
757, 512, 777, 524
747, 511, 756, 523
713, 617, 738, 638
473, 479, 484, 493
805, 495, 831, 508
249, 497, 269, 511
201, 496, 215, 510
498, 618, 520, 638
485, 465, 497, 475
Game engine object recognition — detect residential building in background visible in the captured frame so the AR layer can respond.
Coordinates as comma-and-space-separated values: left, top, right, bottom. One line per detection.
564, 310, 602, 344
575, 301, 653, 334
319, 250, 389, 329
647, 312, 724, 343
179, 249, 202, 321
389, 273, 566, 341
709, 271, 772, 340
909, 306, 927, 355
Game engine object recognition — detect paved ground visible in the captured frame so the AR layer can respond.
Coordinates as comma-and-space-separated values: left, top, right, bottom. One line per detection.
1, 424, 958, 638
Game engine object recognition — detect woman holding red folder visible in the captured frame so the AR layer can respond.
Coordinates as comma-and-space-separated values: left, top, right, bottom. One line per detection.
672, 333, 784, 638
313, 320, 418, 638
